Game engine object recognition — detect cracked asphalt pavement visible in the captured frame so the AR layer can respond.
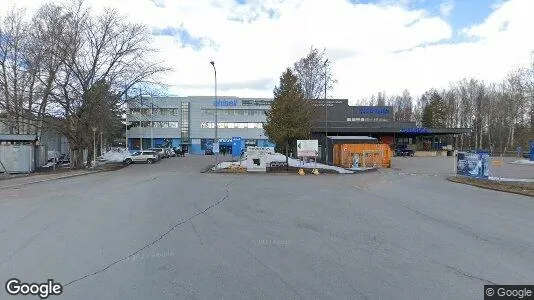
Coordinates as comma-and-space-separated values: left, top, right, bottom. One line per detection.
1, 155, 533, 299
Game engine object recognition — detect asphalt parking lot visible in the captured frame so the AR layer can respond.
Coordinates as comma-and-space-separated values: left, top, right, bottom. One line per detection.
1, 155, 533, 299
390, 155, 534, 179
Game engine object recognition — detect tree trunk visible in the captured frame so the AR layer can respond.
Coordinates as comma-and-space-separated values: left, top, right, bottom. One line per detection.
285, 139, 289, 171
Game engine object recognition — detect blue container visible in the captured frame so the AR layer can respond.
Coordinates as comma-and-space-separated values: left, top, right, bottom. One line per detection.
232, 137, 242, 157
529, 141, 534, 161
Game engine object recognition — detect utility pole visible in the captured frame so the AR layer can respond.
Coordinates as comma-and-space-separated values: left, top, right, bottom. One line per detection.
324, 58, 329, 165
92, 127, 97, 169
210, 61, 218, 166
151, 102, 154, 148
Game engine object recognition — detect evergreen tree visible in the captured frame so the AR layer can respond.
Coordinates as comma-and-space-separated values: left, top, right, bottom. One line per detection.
264, 68, 311, 165
421, 89, 446, 128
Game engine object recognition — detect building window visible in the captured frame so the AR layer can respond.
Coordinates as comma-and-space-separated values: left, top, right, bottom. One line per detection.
201, 122, 263, 129
181, 102, 190, 142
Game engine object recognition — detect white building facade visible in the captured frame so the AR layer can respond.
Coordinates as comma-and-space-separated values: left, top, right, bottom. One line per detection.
126, 96, 275, 154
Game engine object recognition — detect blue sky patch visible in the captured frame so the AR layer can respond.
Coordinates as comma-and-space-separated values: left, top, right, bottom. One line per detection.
347, 0, 496, 35
153, 26, 216, 51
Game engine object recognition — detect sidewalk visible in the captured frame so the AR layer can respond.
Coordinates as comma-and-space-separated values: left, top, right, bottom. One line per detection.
0, 169, 104, 189
0, 161, 126, 189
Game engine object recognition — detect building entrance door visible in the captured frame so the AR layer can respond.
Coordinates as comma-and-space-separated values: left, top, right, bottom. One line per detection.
220, 145, 232, 155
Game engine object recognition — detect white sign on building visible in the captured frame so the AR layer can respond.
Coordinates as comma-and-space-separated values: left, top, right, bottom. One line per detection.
297, 140, 318, 157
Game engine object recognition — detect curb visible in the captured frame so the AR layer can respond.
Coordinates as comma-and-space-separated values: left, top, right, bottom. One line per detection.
447, 176, 534, 198
0, 169, 106, 190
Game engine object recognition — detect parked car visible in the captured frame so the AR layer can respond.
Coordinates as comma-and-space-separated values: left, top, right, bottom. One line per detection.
394, 144, 415, 157
123, 151, 159, 165
148, 148, 167, 159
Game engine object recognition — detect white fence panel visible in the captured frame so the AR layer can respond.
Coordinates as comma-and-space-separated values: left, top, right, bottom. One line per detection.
0, 145, 35, 173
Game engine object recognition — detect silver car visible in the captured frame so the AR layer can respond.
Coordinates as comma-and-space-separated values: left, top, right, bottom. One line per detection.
148, 148, 166, 159
123, 151, 159, 165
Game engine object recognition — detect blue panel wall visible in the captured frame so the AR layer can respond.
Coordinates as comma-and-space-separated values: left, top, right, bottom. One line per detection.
190, 143, 202, 154
154, 138, 165, 147
172, 138, 181, 148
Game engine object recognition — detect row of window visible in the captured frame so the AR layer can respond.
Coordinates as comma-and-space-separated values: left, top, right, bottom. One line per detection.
200, 122, 264, 129
130, 121, 180, 128
202, 109, 266, 117
346, 117, 390, 122
129, 108, 180, 115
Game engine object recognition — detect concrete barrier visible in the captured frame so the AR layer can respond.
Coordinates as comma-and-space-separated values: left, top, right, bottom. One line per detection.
414, 151, 437, 157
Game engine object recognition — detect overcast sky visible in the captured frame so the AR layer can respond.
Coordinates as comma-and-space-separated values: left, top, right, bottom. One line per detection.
5, 0, 534, 102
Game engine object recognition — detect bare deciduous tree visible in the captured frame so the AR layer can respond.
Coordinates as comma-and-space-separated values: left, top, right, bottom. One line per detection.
293, 46, 337, 100
0, 1, 170, 169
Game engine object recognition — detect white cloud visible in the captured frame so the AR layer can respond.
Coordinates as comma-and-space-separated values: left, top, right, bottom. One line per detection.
3, 0, 534, 102
439, 0, 454, 17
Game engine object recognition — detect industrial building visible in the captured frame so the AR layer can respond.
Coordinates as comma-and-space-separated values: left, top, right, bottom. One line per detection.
309, 99, 470, 164
126, 96, 275, 154
126, 96, 469, 158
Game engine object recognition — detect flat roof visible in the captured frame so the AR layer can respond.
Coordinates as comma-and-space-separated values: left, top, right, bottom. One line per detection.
328, 136, 377, 140
314, 126, 471, 135
0, 134, 37, 141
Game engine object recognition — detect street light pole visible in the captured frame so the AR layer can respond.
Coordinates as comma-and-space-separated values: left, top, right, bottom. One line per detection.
100, 132, 103, 156
210, 61, 218, 166
92, 127, 97, 169
324, 58, 329, 164
125, 120, 130, 151
151, 102, 154, 148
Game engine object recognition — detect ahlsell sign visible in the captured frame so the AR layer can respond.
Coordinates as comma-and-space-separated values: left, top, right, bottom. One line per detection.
359, 107, 389, 115
297, 140, 319, 157
213, 99, 238, 107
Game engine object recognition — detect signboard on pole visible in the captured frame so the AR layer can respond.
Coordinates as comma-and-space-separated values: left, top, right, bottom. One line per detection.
297, 140, 318, 157
456, 151, 489, 179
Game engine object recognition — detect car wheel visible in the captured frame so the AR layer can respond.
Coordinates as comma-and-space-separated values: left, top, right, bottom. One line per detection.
147, 158, 154, 164
124, 158, 132, 165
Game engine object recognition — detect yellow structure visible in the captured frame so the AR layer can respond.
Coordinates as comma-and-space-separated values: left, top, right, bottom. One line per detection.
298, 168, 306, 175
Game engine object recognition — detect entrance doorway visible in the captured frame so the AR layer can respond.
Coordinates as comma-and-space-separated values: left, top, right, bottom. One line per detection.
220, 145, 232, 155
